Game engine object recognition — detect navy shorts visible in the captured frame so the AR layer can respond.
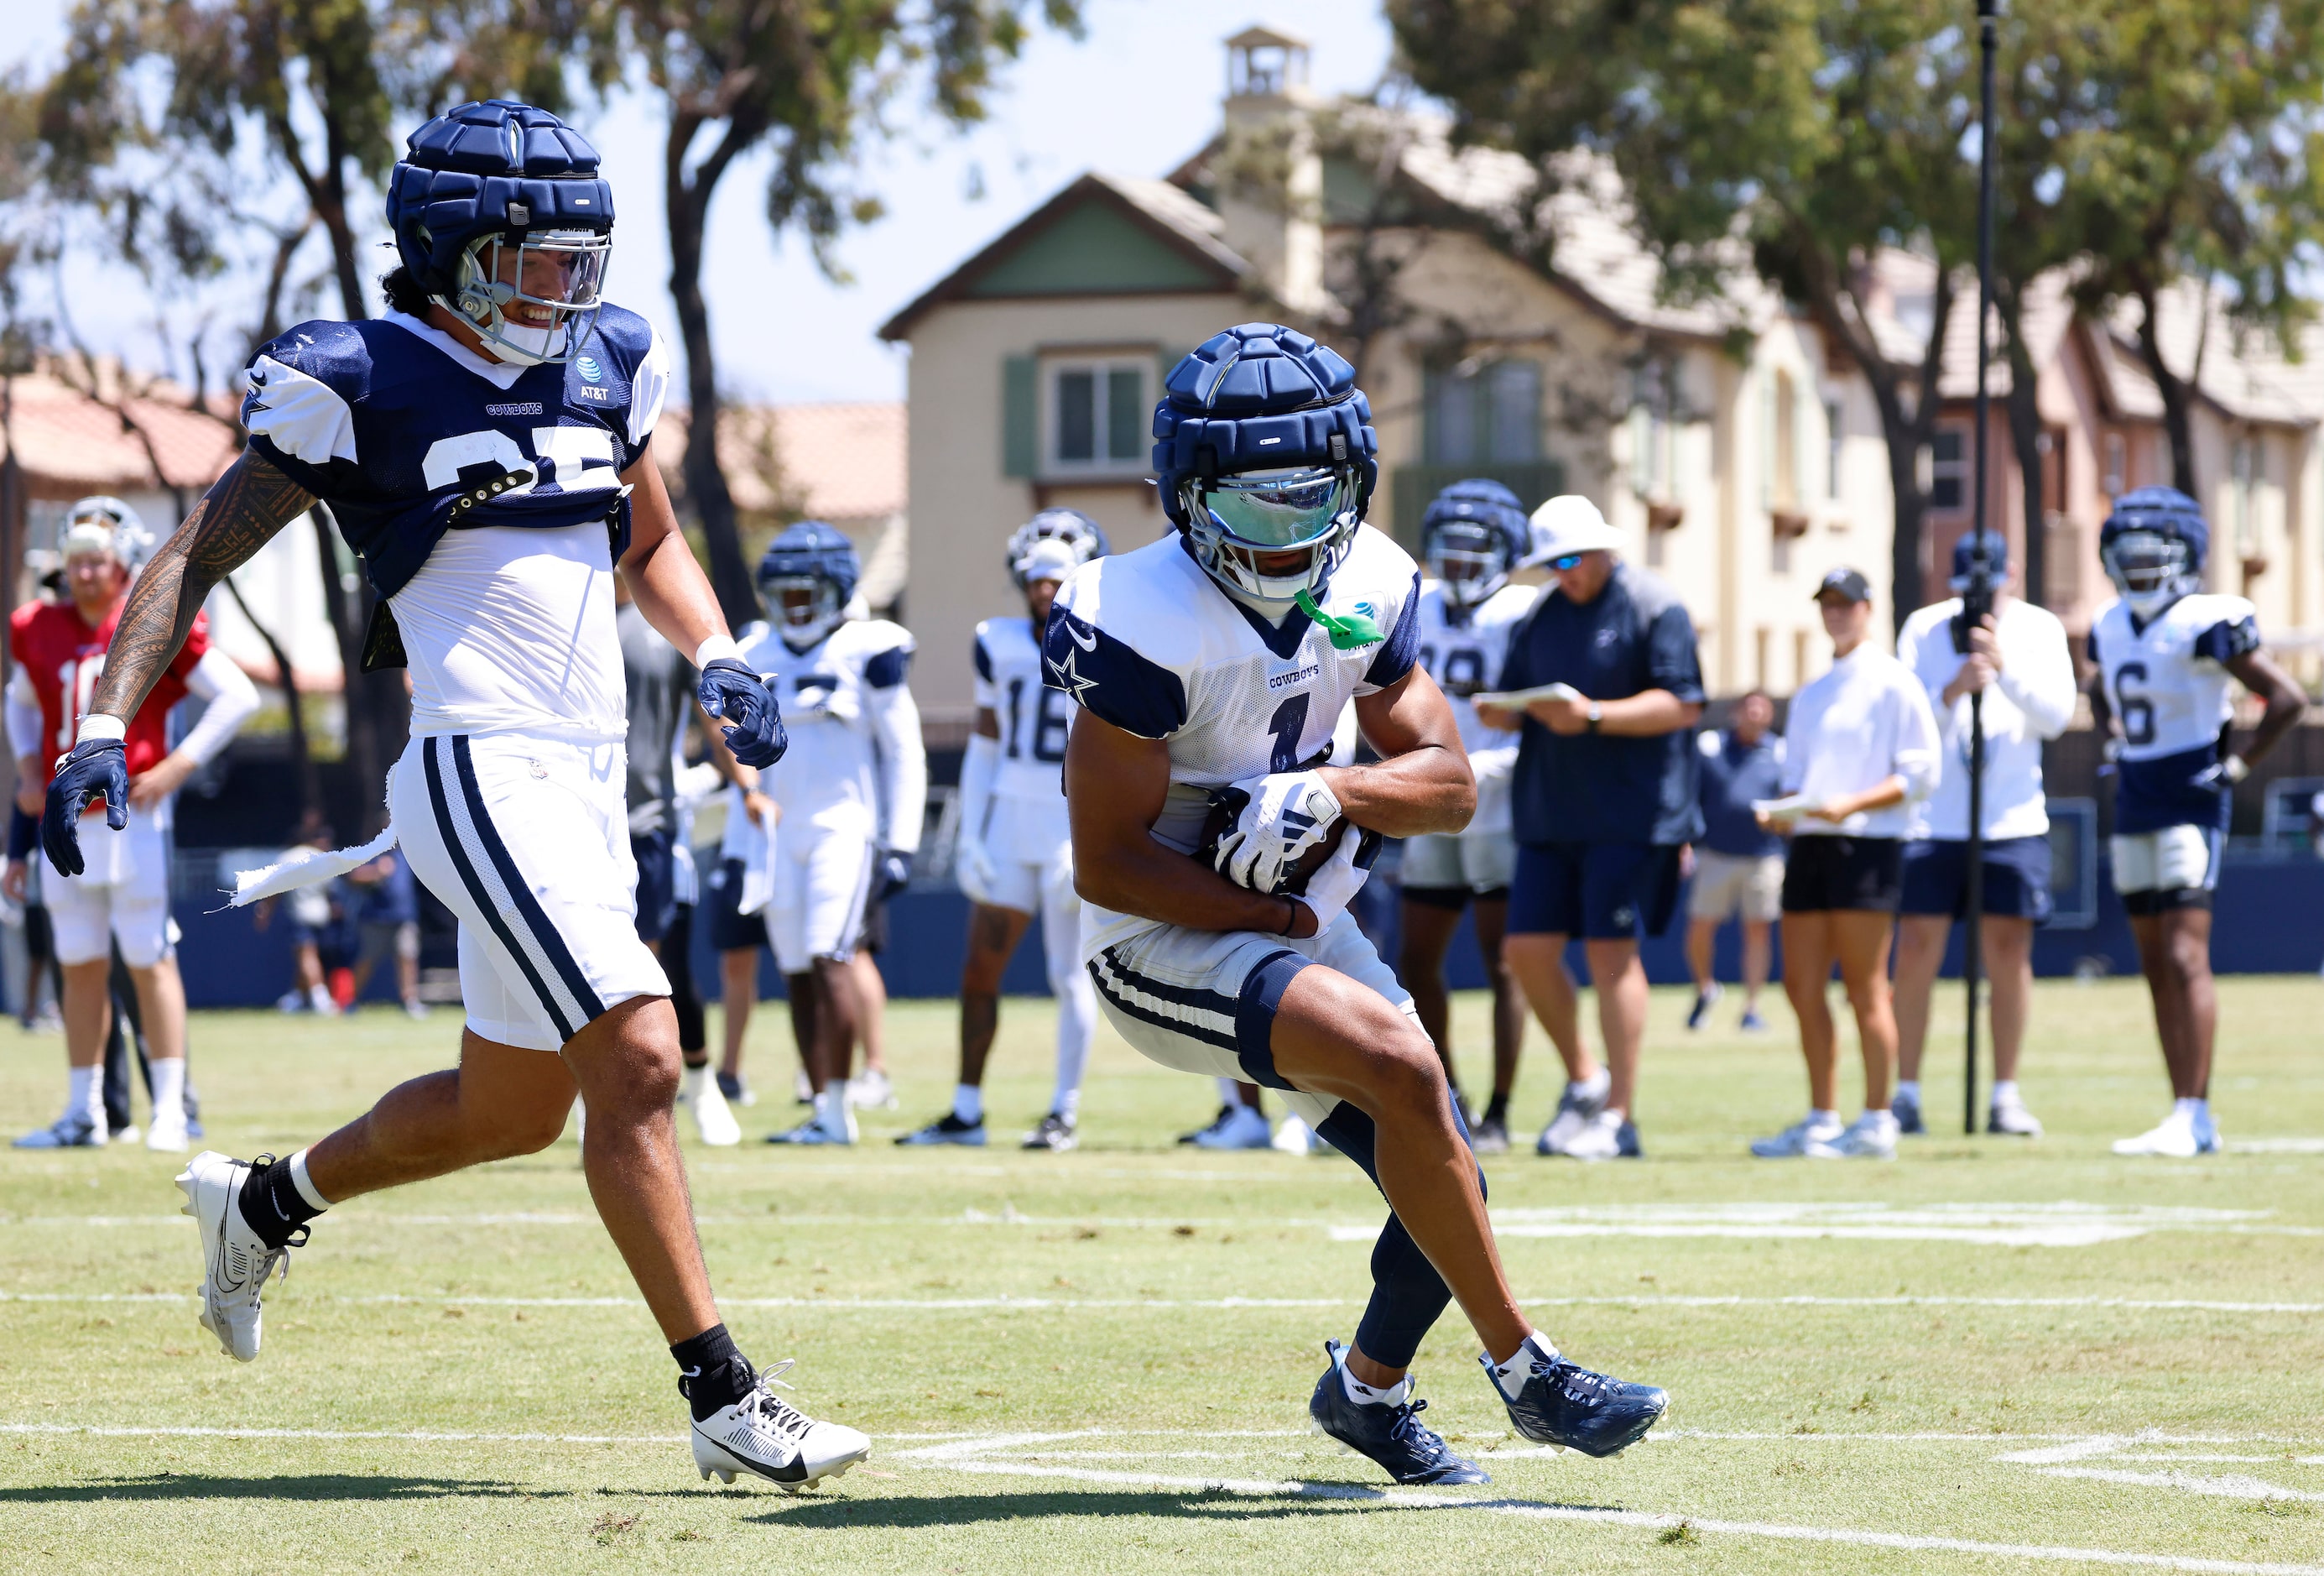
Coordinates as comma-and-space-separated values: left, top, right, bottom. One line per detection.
1507, 840, 1683, 941
705, 856, 769, 952
630, 829, 679, 945
1899, 835, 2053, 922
1780, 835, 1903, 914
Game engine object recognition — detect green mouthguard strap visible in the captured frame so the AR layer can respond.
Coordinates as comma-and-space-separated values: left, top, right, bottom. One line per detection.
1294, 587, 1383, 650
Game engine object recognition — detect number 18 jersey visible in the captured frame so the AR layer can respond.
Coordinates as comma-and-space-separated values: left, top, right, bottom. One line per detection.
973, 614, 1074, 861
2090, 592, 2258, 834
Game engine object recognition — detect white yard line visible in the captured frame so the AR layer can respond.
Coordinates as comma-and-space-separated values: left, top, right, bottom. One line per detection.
2038, 1467, 2324, 1502
0, 1422, 683, 1444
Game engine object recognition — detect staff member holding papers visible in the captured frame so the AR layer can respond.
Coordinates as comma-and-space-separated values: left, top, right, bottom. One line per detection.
1751, 567, 1940, 1162
1477, 496, 1705, 1161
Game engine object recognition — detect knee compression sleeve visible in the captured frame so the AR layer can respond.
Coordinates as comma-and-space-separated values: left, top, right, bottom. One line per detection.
1317, 1103, 1488, 1370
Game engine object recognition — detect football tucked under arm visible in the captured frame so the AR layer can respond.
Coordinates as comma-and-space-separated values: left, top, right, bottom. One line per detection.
1196, 770, 1381, 900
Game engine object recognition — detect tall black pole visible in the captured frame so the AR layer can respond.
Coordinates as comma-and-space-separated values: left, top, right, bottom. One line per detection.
1966, 0, 1999, 1136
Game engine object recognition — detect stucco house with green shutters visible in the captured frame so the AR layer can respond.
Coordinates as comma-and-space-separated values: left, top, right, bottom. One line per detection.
879, 26, 1899, 732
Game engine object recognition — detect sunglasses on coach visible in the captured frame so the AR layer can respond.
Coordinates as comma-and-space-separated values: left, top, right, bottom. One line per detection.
1547, 552, 1587, 572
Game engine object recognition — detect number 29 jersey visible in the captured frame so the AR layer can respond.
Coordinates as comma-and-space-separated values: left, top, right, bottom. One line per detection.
1045, 526, 1423, 959
2089, 592, 2259, 834
973, 614, 1074, 861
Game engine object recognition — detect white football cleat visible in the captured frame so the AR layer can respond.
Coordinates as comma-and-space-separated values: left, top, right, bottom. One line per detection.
1821, 1109, 1899, 1159
177, 1151, 300, 1362
1987, 1099, 2044, 1138
691, 1360, 870, 1491
1750, 1112, 1845, 1159
1272, 1114, 1316, 1154
844, 1068, 898, 1110
682, 1067, 742, 1147
1561, 1109, 1642, 1161
145, 1110, 190, 1153
2113, 1108, 2202, 1158
1192, 1103, 1273, 1151
1535, 1076, 1610, 1156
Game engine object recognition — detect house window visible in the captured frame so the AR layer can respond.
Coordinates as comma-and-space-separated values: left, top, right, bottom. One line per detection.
1770, 369, 1799, 509
2233, 436, 2258, 551
1629, 360, 1674, 499
1825, 399, 1844, 499
1046, 358, 1148, 474
1930, 428, 1967, 512
1425, 359, 1542, 466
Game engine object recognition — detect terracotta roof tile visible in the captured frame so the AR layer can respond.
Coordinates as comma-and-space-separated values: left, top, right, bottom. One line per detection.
655, 400, 906, 524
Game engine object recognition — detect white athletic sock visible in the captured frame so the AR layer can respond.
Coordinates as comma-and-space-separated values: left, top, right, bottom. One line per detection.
148, 1057, 186, 1126
1897, 1080, 1921, 1104
288, 1146, 333, 1210
1488, 1333, 1560, 1401
1340, 1358, 1411, 1409
952, 1083, 983, 1125
308, 984, 334, 1013
1810, 1108, 1841, 1127
1051, 968, 1094, 1121
2175, 1096, 2207, 1120
1574, 1067, 1610, 1099
1055, 1087, 1081, 1122
1991, 1079, 2019, 1108
68, 1065, 99, 1129
1215, 1076, 1242, 1105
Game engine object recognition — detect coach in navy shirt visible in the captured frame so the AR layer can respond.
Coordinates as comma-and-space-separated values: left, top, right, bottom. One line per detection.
1477, 496, 1704, 1161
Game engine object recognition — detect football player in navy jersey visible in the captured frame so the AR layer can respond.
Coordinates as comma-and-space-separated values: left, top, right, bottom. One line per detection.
36, 100, 868, 1490
1050, 323, 1666, 1485
2087, 489, 2303, 1156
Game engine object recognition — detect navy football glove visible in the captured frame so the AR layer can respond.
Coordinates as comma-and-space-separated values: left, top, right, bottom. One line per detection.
699, 658, 788, 770
874, 849, 913, 903
42, 738, 128, 878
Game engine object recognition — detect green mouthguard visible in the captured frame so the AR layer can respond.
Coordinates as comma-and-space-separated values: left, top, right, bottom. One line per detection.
1294, 588, 1383, 650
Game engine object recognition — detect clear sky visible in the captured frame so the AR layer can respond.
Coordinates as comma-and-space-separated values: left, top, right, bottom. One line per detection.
3, 2, 1394, 404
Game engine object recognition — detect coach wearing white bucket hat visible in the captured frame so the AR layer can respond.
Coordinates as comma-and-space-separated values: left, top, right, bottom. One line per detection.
1477, 495, 1705, 1161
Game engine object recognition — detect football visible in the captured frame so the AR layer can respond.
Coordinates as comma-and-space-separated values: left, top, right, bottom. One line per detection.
1196, 796, 1352, 896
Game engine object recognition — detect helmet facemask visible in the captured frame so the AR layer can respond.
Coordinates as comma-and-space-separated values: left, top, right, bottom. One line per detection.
1181, 464, 1360, 606
2103, 530, 2193, 618
1425, 518, 1511, 608
440, 227, 610, 367
765, 574, 844, 647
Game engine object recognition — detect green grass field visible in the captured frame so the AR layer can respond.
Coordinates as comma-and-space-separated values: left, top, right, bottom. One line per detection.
4, 975, 2323, 1573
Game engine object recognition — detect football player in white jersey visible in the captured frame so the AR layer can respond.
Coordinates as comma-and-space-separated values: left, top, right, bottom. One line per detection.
899, 509, 1107, 1151
1053, 323, 1666, 1485
716, 523, 925, 1147
39, 102, 867, 1490
1399, 480, 1535, 1155
2088, 489, 2302, 1157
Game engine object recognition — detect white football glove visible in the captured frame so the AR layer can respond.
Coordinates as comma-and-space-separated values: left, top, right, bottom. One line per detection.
954, 832, 1001, 907
1207, 770, 1345, 895
1289, 825, 1383, 934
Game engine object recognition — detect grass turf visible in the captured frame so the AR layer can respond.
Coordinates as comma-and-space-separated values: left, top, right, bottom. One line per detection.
3, 974, 2322, 1573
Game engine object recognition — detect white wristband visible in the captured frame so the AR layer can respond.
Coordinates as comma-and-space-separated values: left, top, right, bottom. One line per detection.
76, 715, 126, 744
695, 634, 743, 670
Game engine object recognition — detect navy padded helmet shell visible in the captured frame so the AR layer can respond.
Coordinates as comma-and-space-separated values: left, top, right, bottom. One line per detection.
1153, 323, 1378, 530
758, 520, 861, 605
387, 101, 615, 298
1420, 477, 1530, 563
2101, 485, 2209, 573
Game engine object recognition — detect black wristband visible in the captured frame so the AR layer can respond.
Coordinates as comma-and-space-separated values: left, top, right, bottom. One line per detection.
1278, 896, 1300, 937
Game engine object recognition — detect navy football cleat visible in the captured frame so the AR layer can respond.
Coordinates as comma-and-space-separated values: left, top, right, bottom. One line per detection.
1484, 1341, 1667, 1457
1309, 1340, 1488, 1486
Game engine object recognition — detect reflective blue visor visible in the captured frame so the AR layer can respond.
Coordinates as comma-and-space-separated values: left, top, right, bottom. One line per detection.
1196, 467, 1352, 548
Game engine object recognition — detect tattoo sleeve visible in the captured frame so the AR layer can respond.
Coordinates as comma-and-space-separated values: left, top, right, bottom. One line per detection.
89, 448, 316, 723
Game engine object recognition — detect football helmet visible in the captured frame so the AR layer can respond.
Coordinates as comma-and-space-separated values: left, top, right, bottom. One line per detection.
386, 101, 613, 368
60, 496, 153, 570
1420, 479, 1528, 608
2101, 486, 2208, 619
758, 521, 859, 646
1154, 324, 1378, 607
1005, 508, 1108, 588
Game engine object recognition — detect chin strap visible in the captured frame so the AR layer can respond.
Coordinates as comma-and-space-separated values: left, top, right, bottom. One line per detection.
1294, 587, 1383, 650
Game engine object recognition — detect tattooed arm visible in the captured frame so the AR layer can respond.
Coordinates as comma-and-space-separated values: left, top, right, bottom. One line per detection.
88, 448, 315, 726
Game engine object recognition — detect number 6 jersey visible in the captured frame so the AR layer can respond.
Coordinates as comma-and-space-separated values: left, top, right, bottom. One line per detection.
2089, 591, 2259, 834
1044, 526, 1422, 958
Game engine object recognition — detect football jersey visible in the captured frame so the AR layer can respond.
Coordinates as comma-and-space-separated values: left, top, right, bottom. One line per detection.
973, 614, 1073, 858
1413, 579, 1535, 836
10, 599, 211, 785
241, 306, 669, 743
724, 617, 925, 849
1045, 527, 1422, 959
2089, 592, 2259, 835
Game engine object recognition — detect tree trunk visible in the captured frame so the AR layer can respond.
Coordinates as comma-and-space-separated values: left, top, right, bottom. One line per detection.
310, 504, 408, 835
1996, 284, 2047, 608
2133, 283, 2196, 495
664, 115, 758, 632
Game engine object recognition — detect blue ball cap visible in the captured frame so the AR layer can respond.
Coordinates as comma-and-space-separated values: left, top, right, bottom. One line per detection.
1949, 530, 2008, 589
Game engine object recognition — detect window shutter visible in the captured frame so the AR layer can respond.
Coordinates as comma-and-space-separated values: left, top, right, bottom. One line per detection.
1002, 356, 1037, 478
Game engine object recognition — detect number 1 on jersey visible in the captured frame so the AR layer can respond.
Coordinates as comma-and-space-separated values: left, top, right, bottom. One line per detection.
1266, 692, 1311, 774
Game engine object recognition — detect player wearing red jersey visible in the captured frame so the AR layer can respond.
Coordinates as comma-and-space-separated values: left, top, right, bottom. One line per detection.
7, 498, 258, 1150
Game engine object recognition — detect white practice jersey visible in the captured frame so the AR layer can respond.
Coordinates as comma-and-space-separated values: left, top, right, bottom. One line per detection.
973, 613, 1074, 859
1413, 579, 1535, 836
722, 617, 926, 852
1047, 528, 1423, 959
2089, 592, 2259, 836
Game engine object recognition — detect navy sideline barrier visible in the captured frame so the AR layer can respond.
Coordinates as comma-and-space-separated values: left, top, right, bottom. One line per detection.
164, 852, 2324, 1010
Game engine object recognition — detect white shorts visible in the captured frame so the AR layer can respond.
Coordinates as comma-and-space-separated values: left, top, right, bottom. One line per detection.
769, 819, 877, 974
1087, 912, 1419, 1132
1687, 850, 1785, 924
392, 733, 670, 1052
46, 809, 173, 968
2110, 825, 2222, 906
1399, 827, 1517, 895
961, 831, 1081, 996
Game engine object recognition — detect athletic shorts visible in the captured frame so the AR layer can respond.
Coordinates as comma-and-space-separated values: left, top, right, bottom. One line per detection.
1507, 839, 1682, 940
45, 808, 173, 968
1086, 911, 1415, 1135
392, 733, 670, 1052
1686, 850, 1785, 925
356, 919, 420, 969
1899, 835, 2053, 922
2110, 824, 2222, 914
1780, 834, 1904, 914
630, 827, 678, 945
1399, 826, 1517, 904
705, 857, 767, 952
766, 821, 876, 975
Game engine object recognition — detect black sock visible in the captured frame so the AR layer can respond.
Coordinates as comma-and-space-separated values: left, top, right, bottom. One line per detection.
671, 1323, 753, 1420
1484, 1093, 1510, 1125
236, 1156, 323, 1250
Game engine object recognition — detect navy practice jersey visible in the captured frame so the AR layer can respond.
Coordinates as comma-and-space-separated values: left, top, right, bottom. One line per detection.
240, 306, 668, 598
2090, 592, 2260, 834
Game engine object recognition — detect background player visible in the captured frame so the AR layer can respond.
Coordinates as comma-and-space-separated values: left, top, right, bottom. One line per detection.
40, 101, 864, 1490
1054, 323, 1666, 1486
2088, 488, 2303, 1156
1397, 480, 1535, 1154
722, 523, 923, 1147
8, 497, 257, 1151
900, 509, 1106, 1151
